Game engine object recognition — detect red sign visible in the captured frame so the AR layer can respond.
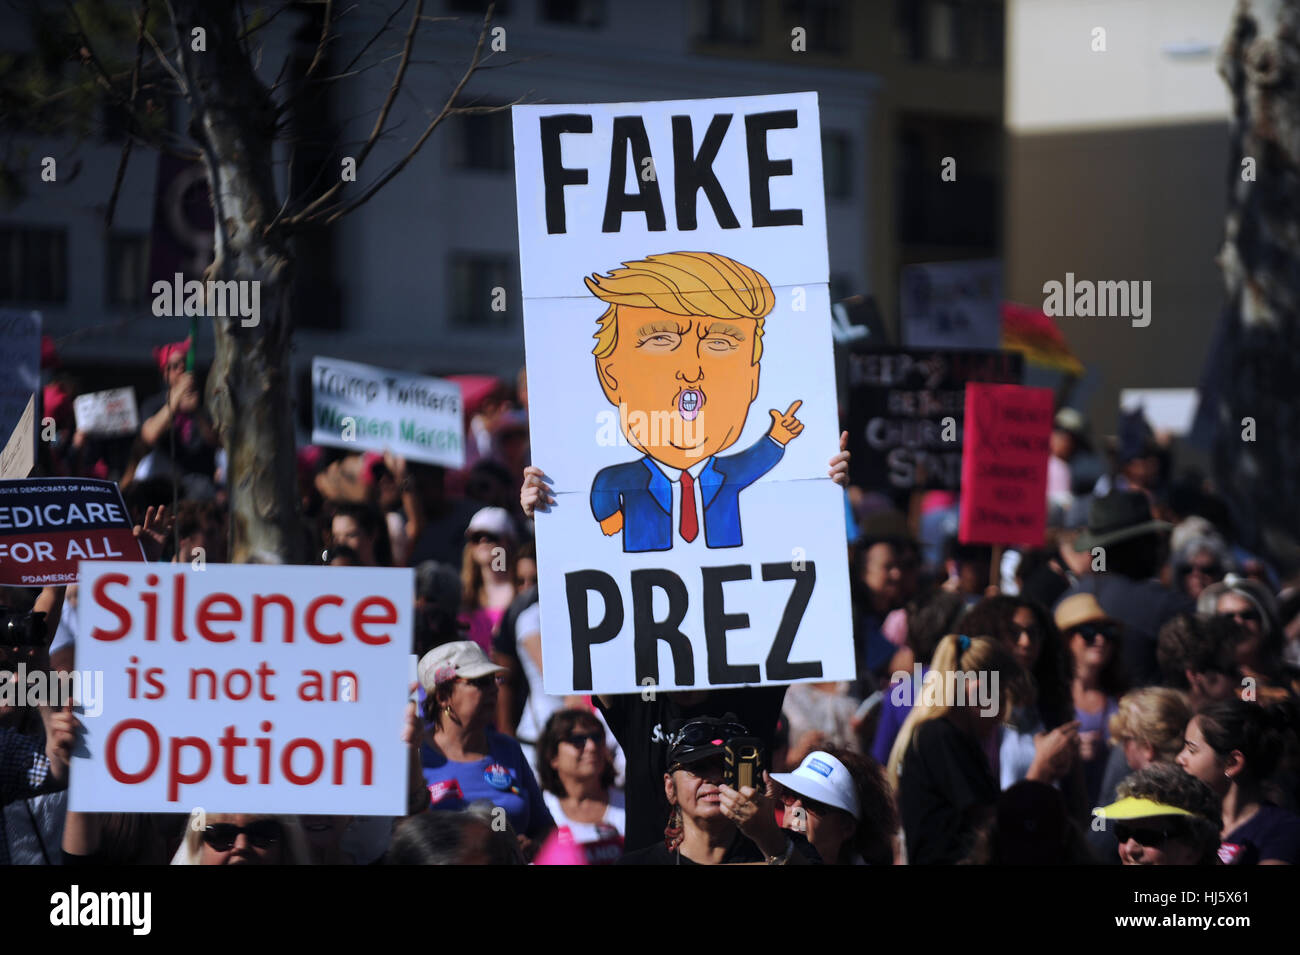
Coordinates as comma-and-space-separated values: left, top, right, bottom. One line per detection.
0, 478, 145, 586
958, 384, 1053, 547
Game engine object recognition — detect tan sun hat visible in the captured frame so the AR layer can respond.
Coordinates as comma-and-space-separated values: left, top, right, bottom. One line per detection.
1054, 593, 1115, 633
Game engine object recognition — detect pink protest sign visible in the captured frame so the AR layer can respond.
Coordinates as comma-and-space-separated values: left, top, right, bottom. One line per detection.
958, 383, 1053, 547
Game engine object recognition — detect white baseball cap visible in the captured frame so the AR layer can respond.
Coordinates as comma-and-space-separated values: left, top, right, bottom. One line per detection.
466, 506, 517, 543
417, 640, 505, 692
770, 751, 860, 820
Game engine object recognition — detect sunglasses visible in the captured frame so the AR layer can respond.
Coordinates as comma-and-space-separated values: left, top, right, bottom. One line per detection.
1073, 623, 1119, 643
468, 532, 500, 545
780, 791, 831, 816
562, 731, 605, 750
1114, 822, 1185, 849
668, 721, 748, 748
1179, 563, 1223, 577
1219, 609, 1260, 624
202, 820, 282, 852
459, 675, 499, 690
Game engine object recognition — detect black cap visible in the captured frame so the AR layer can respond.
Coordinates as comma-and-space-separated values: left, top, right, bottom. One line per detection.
665, 714, 749, 770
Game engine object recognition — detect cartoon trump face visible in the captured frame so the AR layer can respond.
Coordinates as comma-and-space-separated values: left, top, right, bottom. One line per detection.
586, 252, 804, 552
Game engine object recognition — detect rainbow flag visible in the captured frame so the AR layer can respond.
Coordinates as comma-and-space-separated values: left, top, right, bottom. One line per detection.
1001, 301, 1084, 375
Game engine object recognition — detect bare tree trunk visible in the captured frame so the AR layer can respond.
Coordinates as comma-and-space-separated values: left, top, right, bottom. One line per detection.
170, 0, 304, 563
1215, 0, 1300, 573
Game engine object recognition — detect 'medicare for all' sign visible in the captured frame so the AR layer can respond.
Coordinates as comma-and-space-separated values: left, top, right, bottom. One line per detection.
71, 563, 413, 815
0, 479, 145, 586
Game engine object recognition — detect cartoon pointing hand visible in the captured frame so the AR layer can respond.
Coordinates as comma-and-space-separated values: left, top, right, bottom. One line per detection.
767, 399, 805, 446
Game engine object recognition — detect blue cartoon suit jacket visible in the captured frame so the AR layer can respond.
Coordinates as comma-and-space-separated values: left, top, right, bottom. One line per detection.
590, 436, 785, 552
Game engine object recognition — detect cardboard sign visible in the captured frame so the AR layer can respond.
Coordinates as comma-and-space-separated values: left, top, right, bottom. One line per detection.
1120, 388, 1199, 436
513, 92, 854, 694
901, 260, 1002, 350
311, 357, 465, 468
74, 387, 140, 437
846, 349, 1022, 490
0, 478, 146, 586
958, 383, 1053, 547
0, 395, 35, 480
72, 563, 413, 815
0, 309, 41, 440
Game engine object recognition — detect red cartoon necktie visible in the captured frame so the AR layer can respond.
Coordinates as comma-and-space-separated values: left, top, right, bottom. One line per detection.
679, 471, 698, 543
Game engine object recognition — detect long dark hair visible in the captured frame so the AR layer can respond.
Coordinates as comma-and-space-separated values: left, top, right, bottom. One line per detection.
822, 747, 896, 865
962, 595, 1074, 729
536, 709, 615, 797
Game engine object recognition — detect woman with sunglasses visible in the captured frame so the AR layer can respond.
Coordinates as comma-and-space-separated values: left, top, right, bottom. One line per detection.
173, 812, 312, 865
536, 709, 625, 864
1094, 761, 1222, 865
459, 507, 518, 656
1177, 698, 1300, 864
418, 640, 554, 860
1198, 577, 1299, 704
962, 596, 1080, 794
1055, 594, 1128, 803
617, 715, 819, 865
771, 747, 896, 865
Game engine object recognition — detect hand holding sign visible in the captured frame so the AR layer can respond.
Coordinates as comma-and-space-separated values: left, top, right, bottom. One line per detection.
767, 400, 805, 446
43, 702, 81, 784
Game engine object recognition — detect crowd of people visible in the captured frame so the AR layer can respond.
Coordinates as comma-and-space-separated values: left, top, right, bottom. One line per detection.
3, 336, 1300, 866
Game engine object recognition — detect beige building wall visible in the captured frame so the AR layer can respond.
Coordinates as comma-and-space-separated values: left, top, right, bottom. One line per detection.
1005, 0, 1233, 441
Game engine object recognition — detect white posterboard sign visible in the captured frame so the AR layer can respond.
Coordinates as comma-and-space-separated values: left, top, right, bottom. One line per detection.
513, 92, 854, 695
0, 309, 41, 439
1120, 388, 1200, 436
72, 563, 413, 815
73, 387, 140, 437
0, 395, 35, 480
311, 357, 465, 468
901, 260, 1003, 350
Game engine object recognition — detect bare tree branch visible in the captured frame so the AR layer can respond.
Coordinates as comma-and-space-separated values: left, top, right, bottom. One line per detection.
303, 0, 333, 81
105, 0, 152, 230
306, 11, 503, 227
281, 0, 428, 226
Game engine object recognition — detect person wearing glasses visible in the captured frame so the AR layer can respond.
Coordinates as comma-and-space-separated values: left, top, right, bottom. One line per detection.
173, 812, 312, 865
1093, 761, 1222, 865
536, 709, 625, 864
1177, 698, 1300, 864
1172, 533, 1231, 601
417, 641, 554, 860
616, 715, 820, 865
771, 747, 896, 865
1056, 594, 1128, 803
1198, 576, 1299, 703
962, 596, 1080, 793
458, 507, 518, 656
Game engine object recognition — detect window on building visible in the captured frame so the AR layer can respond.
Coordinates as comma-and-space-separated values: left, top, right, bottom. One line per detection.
541, 0, 605, 27
455, 108, 512, 171
822, 131, 852, 199
450, 254, 514, 328
105, 233, 150, 308
693, 0, 762, 46
783, 0, 849, 54
0, 225, 67, 304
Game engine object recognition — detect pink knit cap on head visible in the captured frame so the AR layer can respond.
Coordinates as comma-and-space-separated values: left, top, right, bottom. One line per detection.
153, 339, 190, 372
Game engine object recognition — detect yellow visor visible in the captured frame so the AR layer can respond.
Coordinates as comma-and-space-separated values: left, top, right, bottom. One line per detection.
1092, 796, 1196, 820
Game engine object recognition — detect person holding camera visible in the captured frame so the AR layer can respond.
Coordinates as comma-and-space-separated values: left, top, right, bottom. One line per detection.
616, 715, 820, 865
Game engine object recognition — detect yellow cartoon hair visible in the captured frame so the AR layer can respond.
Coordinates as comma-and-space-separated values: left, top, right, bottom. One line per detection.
585, 252, 775, 362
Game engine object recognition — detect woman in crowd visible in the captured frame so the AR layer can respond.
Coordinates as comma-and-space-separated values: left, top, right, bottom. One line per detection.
962, 595, 1078, 791
536, 709, 625, 864
418, 641, 554, 859
1156, 614, 1243, 707
1087, 687, 1192, 861
329, 501, 392, 567
459, 506, 517, 656
850, 535, 909, 685
872, 591, 967, 766
888, 633, 1031, 864
1094, 762, 1223, 865
172, 812, 312, 865
1177, 699, 1300, 864
617, 716, 820, 865
771, 748, 896, 865
384, 807, 523, 865
1172, 531, 1231, 601
1055, 593, 1128, 802
1199, 576, 1299, 703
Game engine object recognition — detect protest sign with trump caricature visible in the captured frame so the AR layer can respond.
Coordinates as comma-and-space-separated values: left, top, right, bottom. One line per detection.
514, 93, 853, 694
